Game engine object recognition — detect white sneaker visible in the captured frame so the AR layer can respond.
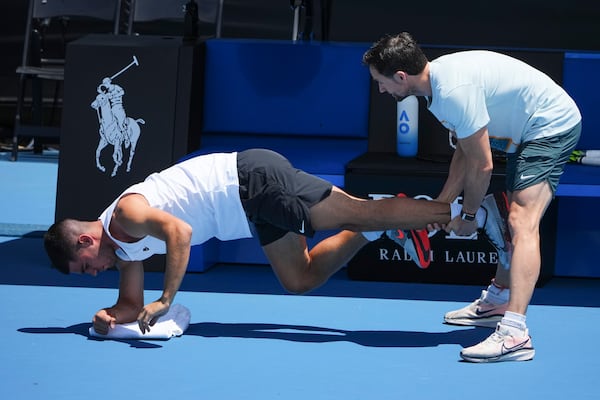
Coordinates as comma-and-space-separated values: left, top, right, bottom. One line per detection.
444, 290, 508, 328
460, 323, 535, 363
481, 192, 511, 267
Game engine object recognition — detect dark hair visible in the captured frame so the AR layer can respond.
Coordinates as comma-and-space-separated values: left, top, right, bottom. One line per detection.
44, 219, 78, 275
362, 32, 428, 77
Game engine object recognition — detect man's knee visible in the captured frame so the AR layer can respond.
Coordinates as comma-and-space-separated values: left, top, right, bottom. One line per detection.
279, 271, 318, 295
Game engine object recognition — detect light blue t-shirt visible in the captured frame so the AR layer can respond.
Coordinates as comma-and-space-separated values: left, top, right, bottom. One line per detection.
99, 152, 252, 261
427, 50, 581, 153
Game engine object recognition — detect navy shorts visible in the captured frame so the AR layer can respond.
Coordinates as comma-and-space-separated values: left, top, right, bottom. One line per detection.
237, 149, 333, 246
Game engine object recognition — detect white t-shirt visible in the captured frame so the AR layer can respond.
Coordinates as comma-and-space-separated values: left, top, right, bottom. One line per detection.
99, 152, 252, 261
427, 50, 581, 153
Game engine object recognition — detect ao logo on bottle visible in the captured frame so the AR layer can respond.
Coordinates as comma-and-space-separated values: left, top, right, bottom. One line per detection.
396, 95, 419, 157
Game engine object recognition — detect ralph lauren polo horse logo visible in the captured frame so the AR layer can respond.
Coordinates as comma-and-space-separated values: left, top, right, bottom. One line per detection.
91, 56, 145, 177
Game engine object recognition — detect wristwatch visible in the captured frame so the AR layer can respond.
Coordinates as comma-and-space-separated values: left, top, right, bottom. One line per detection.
460, 211, 476, 222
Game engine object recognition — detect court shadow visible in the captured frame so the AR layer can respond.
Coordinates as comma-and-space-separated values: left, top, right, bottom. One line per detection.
18, 323, 164, 349
186, 322, 491, 348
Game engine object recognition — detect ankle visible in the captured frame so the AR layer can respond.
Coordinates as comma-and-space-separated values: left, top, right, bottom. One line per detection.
485, 279, 509, 304
491, 278, 508, 290
500, 311, 527, 335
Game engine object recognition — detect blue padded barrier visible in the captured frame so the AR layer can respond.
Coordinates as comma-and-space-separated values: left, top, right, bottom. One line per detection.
199, 39, 372, 188
554, 52, 600, 277
193, 134, 368, 187
556, 165, 600, 197
202, 39, 371, 137
554, 197, 600, 277
188, 39, 372, 271
558, 52, 600, 198
563, 52, 600, 150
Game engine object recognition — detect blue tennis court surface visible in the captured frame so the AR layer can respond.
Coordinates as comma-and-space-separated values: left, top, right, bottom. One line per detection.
1, 152, 599, 400
3, 253, 600, 399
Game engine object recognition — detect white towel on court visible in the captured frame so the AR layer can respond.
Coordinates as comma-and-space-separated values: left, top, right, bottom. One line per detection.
89, 304, 191, 340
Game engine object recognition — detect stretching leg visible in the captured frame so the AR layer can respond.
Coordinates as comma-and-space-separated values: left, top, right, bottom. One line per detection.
310, 186, 450, 232
263, 230, 368, 294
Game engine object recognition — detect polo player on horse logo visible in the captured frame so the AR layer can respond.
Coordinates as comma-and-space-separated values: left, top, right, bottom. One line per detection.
91, 56, 144, 177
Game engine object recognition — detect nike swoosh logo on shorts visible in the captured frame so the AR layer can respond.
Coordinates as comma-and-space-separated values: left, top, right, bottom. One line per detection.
299, 220, 305, 234
520, 174, 536, 180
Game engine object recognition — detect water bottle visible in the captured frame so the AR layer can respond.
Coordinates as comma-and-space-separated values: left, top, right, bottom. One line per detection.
396, 95, 419, 157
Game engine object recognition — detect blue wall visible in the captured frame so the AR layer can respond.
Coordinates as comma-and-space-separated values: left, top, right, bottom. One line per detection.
202, 39, 371, 137
554, 53, 600, 277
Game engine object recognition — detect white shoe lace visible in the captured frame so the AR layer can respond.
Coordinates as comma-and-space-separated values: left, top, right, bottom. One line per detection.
487, 329, 506, 344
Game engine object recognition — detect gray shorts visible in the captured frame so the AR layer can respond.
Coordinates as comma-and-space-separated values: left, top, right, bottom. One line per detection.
237, 149, 333, 246
506, 122, 581, 194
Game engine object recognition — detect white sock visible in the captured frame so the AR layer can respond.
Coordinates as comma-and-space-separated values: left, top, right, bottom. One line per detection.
484, 280, 510, 304
450, 203, 486, 228
361, 231, 383, 241
500, 311, 527, 335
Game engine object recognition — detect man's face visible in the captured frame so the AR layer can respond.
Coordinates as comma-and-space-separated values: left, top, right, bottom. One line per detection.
369, 66, 410, 101
68, 242, 117, 276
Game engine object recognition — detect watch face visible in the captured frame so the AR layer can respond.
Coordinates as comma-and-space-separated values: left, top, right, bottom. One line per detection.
461, 212, 476, 221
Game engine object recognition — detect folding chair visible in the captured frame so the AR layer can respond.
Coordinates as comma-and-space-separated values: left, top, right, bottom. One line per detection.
12, 0, 122, 161
126, 0, 223, 38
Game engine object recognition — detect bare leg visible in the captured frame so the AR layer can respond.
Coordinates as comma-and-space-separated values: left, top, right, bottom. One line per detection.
262, 230, 368, 294
505, 182, 552, 315
262, 185, 451, 294
460, 181, 550, 310
310, 187, 450, 232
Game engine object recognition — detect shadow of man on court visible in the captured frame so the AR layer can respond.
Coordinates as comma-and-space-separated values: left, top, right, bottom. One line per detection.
17, 321, 491, 349
18, 323, 164, 349
186, 322, 491, 348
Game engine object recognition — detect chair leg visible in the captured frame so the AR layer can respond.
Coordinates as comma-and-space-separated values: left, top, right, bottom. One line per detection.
31, 76, 43, 154
11, 75, 27, 162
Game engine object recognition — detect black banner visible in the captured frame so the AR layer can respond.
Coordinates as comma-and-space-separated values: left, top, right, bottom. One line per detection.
345, 153, 556, 286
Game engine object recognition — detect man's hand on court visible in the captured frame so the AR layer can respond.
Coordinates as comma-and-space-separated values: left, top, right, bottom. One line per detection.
92, 309, 116, 335
137, 300, 170, 334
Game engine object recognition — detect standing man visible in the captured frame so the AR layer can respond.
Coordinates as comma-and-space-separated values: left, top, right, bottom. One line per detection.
363, 32, 581, 362
44, 149, 505, 336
